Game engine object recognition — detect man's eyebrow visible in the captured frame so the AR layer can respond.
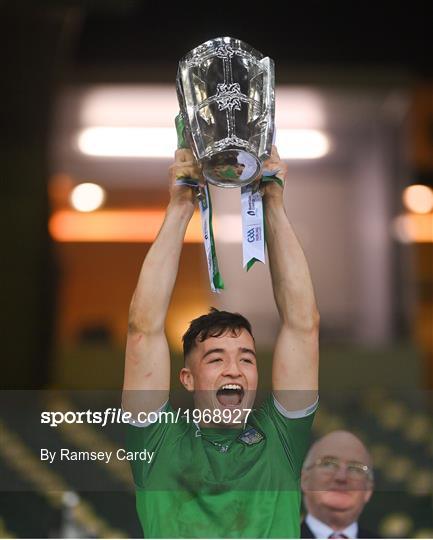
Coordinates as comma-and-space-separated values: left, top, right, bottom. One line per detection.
202, 348, 225, 359
239, 347, 256, 357
320, 456, 365, 465
201, 347, 256, 359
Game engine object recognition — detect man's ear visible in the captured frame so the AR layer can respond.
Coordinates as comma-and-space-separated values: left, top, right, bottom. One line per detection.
180, 367, 194, 392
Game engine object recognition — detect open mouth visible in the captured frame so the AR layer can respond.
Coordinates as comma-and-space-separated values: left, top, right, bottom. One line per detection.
216, 384, 244, 407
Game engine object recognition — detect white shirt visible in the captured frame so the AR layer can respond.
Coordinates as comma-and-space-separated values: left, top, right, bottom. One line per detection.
305, 513, 359, 539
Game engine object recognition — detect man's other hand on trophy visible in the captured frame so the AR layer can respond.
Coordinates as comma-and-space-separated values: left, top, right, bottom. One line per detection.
259, 145, 288, 204
168, 148, 204, 209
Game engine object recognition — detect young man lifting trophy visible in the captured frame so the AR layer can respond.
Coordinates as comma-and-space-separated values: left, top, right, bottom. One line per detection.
123, 37, 320, 538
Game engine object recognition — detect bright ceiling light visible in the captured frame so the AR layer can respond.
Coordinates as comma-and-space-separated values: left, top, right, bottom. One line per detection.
392, 213, 433, 243
80, 85, 178, 127
49, 209, 202, 242
80, 85, 326, 129
402, 184, 433, 214
276, 129, 330, 159
275, 88, 325, 128
70, 182, 106, 212
77, 127, 176, 158
77, 127, 329, 160
76, 85, 330, 160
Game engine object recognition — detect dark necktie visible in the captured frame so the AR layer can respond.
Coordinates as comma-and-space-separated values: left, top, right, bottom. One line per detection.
328, 534, 348, 539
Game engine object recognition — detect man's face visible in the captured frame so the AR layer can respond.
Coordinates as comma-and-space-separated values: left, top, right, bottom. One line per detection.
179, 329, 258, 427
301, 433, 373, 530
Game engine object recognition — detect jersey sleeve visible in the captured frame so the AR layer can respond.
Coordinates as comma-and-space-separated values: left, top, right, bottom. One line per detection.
254, 394, 318, 478
125, 401, 175, 488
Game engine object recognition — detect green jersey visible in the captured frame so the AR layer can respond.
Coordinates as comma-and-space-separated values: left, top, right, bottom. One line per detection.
126, 395, 317, 538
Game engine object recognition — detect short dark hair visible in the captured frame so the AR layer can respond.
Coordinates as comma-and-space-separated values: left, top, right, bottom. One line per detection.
182, 307, 254, 359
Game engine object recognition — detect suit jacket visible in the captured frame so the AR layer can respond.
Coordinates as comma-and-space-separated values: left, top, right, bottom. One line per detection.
301, 520, 379, 539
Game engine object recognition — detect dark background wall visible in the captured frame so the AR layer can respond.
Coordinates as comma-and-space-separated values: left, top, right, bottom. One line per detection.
2, 0, 431, 389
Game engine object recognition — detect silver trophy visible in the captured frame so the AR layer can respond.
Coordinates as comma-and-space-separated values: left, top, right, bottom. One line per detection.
176, 36, 275, 188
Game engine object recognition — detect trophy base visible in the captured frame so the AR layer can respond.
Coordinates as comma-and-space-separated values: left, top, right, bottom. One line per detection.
203, 150, 262, 188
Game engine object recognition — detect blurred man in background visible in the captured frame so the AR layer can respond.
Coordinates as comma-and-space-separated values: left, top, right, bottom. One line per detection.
301, 430, 377, 538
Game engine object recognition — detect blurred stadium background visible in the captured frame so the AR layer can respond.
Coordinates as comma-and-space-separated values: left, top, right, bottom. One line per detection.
1, 2, 432, 538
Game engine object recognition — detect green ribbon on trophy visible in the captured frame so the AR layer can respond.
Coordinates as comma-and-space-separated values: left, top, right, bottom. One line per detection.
175, 114, 225, 293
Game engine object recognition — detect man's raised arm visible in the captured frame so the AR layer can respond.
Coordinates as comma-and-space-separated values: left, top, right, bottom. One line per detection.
263, 146, 320, 411
122, 149, 202, 415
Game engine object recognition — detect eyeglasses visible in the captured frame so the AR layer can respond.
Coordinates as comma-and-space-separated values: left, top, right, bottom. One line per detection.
305, 455, 373, 481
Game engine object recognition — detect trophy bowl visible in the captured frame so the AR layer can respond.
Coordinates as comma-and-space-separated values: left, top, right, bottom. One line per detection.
177, 36, 275, 188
